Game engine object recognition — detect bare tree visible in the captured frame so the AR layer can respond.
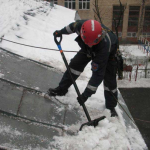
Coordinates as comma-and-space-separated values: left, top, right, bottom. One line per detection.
113, 0, 126, 44
138, 0, 146, 37
93, 0, 103, 24
93, 0, 126, 79
93, 0, 126, 40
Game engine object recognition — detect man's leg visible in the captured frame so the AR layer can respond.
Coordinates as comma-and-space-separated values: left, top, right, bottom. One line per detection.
49, 49, 91, 96
104, 60, 118, 116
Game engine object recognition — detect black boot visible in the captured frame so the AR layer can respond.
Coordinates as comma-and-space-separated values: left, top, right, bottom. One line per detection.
110, 108, 118, 117
48, 87, 68, 96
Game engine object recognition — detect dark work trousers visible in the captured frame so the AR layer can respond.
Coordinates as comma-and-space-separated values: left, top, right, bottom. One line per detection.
104, 60, 118, 109
59, 49, 118, 110
59, 49, 91, 89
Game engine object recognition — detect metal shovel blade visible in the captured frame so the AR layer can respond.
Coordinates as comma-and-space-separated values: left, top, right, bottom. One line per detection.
79, 116, 106, 131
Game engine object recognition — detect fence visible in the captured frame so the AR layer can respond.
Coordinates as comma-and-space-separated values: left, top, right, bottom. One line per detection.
138, 36, 150, 57
123, 56, 150, 81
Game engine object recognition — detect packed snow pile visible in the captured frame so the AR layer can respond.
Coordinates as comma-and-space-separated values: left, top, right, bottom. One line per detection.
120, 45, 149, 57
51, 112, 145, 150
0, 0, 148, 149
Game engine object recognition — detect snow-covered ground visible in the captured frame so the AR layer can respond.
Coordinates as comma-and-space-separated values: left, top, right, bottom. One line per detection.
0, 0, 149, 149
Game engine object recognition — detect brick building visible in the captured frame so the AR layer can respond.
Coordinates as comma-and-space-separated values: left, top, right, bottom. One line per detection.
50, 0, 150, 44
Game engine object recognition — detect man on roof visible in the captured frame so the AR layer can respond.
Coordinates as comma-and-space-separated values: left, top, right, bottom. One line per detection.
48, 20, 118, 117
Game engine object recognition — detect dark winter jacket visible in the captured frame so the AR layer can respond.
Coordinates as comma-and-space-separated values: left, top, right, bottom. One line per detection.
60, 20, 118, 97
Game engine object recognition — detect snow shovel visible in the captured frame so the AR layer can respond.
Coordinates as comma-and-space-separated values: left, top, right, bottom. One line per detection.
54, 35, 106, 131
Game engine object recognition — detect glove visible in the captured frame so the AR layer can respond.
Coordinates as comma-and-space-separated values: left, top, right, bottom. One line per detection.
53, 30, 62, 37
77, 94, 88, 106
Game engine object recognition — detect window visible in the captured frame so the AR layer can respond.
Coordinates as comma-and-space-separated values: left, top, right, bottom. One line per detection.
127, 32, 137, 37
143, 6, 150, 32
79, 0, 90, 10
142, 32, 150, 37
127, 32, 131, 37
65, 0, 76, 9
128, 6, 140, 32
112, 6, 124, 36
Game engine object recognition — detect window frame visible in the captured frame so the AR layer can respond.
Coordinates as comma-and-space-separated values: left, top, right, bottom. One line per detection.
142, 32, 150, 37
112, 5, 124, 33
128, 6, 140, 32
64, 0, 76, 9
127, 32, 137, 37
79, 0, 90, 10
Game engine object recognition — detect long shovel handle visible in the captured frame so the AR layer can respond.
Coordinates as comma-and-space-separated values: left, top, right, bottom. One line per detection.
54, 36, 92, 122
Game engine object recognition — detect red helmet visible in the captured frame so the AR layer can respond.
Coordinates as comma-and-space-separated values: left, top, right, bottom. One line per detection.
80, 20, 102, 47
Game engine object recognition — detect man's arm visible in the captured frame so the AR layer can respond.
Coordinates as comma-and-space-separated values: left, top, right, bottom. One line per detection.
59, 20, 86, 35
60, 22, 77, 34
53, 21, 78, 38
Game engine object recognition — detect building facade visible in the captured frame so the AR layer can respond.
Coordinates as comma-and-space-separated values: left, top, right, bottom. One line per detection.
50, 0, 150, 43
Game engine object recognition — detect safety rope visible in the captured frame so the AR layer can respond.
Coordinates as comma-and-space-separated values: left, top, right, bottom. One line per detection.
0, 47, 54, 69
0, 77, 68, 106
0, 77, 43, 94
134, 118, 150, 123
108, 88, 136, 125
0, 109, 63, 129
116, 98, 136, 124
0, 37, 89, 56
0, 37, 78, 53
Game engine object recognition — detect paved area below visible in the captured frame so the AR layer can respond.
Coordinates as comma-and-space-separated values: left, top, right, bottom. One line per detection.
119, 88, 150, 149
